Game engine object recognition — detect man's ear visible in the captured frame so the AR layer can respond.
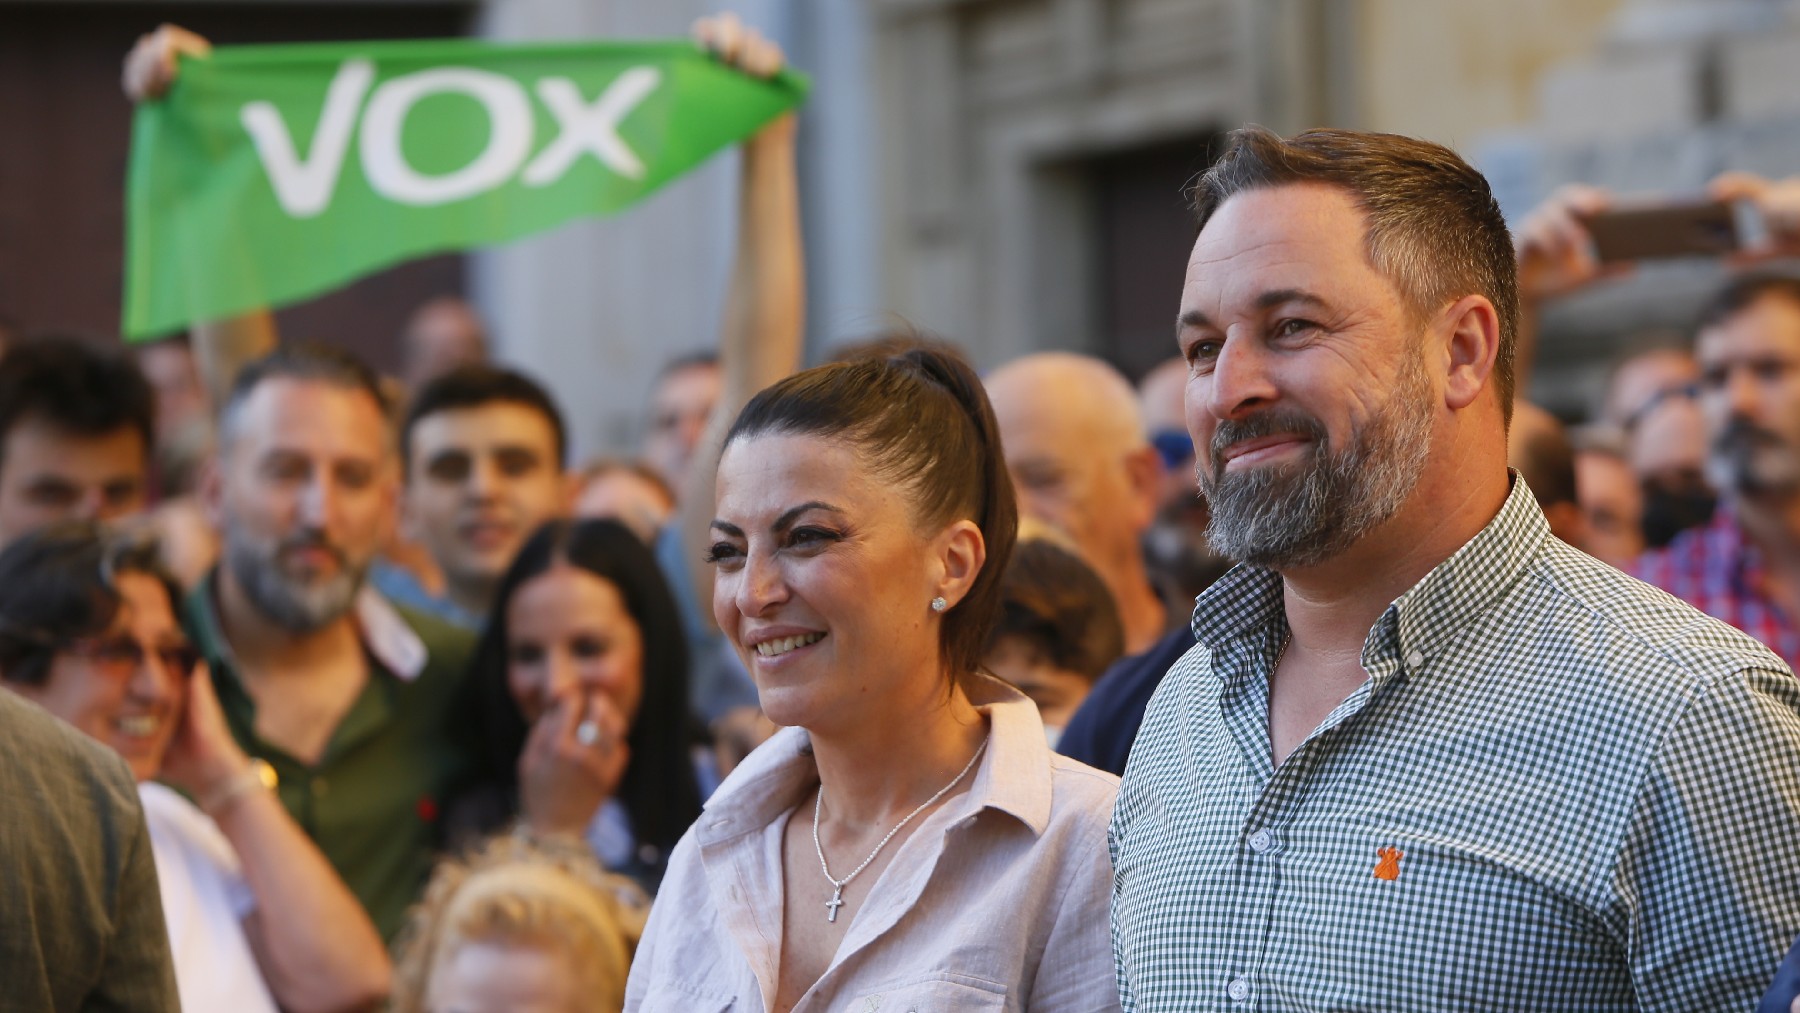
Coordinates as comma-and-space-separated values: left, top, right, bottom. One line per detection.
1124, 445, 1163, 530
1439, 294, 1501, 413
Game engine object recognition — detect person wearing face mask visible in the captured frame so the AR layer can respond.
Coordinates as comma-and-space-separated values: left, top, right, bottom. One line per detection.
982, 537, 1125, 748
0, 522, 389, 1013
453, 518, 705, 891
1635, 272, 1800, 669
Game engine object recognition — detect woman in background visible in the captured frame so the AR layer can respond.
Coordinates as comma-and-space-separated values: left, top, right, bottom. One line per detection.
456, 518, 704, 889
0, 522, 388, 1013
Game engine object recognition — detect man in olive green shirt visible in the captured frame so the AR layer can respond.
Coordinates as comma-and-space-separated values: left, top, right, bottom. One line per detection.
190, 344, 475, 940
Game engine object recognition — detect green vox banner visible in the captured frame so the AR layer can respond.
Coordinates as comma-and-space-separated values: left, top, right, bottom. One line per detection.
123, 38, 808, 339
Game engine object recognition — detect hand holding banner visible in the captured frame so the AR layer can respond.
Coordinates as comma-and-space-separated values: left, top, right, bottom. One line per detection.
123, 37, 808, 339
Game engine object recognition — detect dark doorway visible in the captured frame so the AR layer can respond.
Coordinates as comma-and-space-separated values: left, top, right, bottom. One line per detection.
0, 2, 474, 371
1089, 132, 1222, 383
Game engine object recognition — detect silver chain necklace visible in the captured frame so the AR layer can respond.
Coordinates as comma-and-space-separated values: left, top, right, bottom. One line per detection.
812, 736, 989, 923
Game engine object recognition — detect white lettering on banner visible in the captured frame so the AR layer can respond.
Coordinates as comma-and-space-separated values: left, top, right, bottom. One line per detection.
240, 58, 375, 218
361, 67, 534, 206
237, 58, 664, 219
522, 67, 661, 185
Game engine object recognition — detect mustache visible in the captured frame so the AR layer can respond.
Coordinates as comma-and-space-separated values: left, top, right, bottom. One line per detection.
1714, 418, 1784, 455
276, 532, 348, 568
1209, 409, 1329, 471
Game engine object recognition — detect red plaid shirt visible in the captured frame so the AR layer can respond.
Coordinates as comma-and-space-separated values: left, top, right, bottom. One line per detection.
1633, 509, 1800, 671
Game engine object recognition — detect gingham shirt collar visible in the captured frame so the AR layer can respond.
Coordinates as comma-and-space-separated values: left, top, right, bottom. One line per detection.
1190, 472, 1544, 682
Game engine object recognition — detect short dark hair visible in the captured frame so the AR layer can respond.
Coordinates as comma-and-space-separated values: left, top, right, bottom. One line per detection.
989, 539, 1125, 683
1191, 126, 1520, 424
725, 345, 1019, 683
400, 364, 568, 473
0, 334, 154, 473
0, 521, 179, 687
1694, 271, 1800, 334
465, 518, 700, 861
218, 343, 390, 450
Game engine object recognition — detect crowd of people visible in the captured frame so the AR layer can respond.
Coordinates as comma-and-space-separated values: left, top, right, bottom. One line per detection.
4, 12, 1800, 1013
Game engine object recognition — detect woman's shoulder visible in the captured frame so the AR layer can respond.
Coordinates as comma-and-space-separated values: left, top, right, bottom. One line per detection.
1038, 753, 1120, 838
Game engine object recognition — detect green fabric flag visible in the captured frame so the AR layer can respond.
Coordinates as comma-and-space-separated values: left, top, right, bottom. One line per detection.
123, 37, 808, 340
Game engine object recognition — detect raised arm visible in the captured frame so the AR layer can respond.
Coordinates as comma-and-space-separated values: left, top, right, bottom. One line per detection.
675, 14, 806, 626
124, 24, 280, 408
1511, 183, 1619, 392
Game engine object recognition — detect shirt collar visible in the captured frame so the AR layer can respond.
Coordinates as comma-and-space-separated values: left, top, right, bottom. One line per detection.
190, 569, 428, 682
697, 673, 1054, 847
1189, 472, 1549, 678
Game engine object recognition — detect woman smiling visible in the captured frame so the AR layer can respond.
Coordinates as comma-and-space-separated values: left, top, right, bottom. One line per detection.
0, 523, 389, 1013
624, 346, 1122, 1012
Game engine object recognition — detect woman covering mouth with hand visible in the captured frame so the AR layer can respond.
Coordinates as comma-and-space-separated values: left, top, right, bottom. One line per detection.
0, 522, 389, 1013
624, 341, 1123, 1013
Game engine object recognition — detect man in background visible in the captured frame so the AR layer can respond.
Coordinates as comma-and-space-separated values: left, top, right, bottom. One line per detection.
190, 345, 474, 941
1637, 272, 1800, 669
0, 335, 154, 548
373, 364, 570, 630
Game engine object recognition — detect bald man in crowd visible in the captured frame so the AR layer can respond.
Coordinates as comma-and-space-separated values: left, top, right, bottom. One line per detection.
988, 352, 1200, 775
987, 352, 1168, 653
399, 296, 489, 393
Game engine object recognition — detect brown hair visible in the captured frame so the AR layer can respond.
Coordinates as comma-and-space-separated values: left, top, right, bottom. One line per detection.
989, 538, 1125, 683
0, 521, 179, 687
1694, 270, 1800, 334
1191, 126, 1520, 424
724, 344, 1018, 684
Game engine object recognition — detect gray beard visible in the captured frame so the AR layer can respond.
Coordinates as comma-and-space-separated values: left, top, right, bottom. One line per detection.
1198, 360, 1435, 569
222, 525, 364, 635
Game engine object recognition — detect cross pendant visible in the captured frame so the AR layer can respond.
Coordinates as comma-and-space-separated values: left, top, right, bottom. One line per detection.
825, 886, 845, 923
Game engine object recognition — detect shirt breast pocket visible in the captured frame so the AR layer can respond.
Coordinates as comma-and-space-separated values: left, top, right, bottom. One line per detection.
847, 973, 1007, 1012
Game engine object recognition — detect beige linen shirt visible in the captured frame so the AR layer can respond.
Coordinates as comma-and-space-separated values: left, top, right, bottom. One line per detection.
624, 674, 1122, 1013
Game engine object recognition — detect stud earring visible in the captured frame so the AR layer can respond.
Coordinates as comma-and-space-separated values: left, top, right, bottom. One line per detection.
930, 596, 948, 613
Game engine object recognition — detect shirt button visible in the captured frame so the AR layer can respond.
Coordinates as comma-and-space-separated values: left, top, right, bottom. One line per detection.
1227, 976, 1251, 1002
1248, 829, 1275, 854
1406, 648, 1425, 670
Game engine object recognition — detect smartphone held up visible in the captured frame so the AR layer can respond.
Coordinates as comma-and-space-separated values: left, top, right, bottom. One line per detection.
1579, 199, 1769, 264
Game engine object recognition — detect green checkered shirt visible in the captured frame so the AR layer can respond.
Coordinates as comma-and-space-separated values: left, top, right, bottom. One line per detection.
1111, 478, 1800, 1010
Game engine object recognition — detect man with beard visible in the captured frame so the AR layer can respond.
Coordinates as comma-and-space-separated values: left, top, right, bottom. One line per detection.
1636, 273, 1800, 669
187, 345, 475, 941
1110, 127, 1800, 1011
372, 365, 569, 630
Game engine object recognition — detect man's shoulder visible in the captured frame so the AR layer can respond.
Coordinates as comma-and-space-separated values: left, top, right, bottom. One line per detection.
1098, 625, 1199, 703
0, 691, 141, 824
388, 599, 479, 683
1525, 538, 1786, 684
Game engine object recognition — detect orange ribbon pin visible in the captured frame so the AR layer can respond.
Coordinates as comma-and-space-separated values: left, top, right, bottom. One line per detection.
1373, 846, 1403, 881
